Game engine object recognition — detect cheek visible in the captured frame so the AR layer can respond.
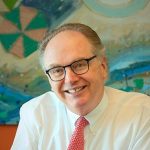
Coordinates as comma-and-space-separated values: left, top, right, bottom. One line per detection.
89, 68, 105, 86
49, 80, 63, 94
48, 79, 56, 92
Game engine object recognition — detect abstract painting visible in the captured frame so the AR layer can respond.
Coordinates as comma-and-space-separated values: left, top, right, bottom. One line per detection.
0, 0, 150, 124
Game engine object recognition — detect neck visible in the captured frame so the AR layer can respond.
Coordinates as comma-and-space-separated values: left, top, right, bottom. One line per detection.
68, 100, 101, 116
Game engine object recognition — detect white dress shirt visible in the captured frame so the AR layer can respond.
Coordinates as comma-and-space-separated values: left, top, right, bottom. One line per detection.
11, 86, 150, 150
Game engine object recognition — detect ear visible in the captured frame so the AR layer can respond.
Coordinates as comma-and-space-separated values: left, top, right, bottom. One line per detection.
100, 57, 108, 80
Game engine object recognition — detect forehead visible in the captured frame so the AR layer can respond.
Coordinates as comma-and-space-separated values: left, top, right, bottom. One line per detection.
46, 30, 93, 51
43, 30, 94, 68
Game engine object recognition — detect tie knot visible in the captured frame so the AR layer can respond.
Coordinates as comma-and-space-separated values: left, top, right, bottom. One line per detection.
75, 116, 89, 128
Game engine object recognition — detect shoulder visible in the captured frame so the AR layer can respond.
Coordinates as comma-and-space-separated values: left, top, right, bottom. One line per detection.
20, 91, 65, 120
105, 86, 150, 106
105, 86, 150, 120
105, 86, 150, 121
22, 91, 59, 108
104, 87, 150, 144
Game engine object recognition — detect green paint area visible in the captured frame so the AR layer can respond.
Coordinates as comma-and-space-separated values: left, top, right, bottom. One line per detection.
0, 5, 48, 57
0, 33, 20, 51
133, 79, 144, 89
23, 34, 38, 57
4, 6, 22, 29
3, 0, 18, 10
26, 12, 47, 30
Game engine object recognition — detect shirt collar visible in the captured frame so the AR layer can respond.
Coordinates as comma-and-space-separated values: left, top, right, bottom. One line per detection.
85, 89, 108, 133
66, 107, 80, 130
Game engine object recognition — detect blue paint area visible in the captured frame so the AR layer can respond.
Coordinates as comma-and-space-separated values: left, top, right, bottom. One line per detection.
0, 84, 33, 124
84, 0, 149, 17
123, 65, 150, 77
109, 46, 150, 72
108, 62, 150, 82
0, 84, 32, 102
141, 84, 150, 92
106, 45, 150, 94
22, 0, 81, 27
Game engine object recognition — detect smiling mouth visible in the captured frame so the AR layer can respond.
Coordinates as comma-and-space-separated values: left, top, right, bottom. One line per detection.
65, 86, 86, 94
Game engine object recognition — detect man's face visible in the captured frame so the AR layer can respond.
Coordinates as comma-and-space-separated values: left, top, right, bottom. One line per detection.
43, 30, 107, 115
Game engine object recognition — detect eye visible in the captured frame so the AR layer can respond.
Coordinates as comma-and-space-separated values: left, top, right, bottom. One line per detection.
50, 67, 64, 76
72, 60, 87, 70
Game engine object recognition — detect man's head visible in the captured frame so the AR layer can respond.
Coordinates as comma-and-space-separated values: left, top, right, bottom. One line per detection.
39, 23, 108, 115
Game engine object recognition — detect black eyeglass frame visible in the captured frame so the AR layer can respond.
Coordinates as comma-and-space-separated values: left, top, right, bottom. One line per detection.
45, 55, 97, 81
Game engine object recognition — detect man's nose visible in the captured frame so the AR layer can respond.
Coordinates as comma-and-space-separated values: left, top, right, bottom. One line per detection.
64, 67, 80, 83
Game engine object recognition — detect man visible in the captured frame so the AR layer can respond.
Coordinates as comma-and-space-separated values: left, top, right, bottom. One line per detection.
11, 23, 150, 150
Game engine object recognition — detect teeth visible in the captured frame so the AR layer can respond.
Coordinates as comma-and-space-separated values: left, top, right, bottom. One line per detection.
68, 87, 83, 93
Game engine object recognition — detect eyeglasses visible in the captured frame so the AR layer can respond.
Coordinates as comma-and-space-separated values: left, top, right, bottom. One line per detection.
45, 55, 96, 81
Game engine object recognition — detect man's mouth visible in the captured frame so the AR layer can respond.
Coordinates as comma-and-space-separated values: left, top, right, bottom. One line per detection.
64, 86, 86, 94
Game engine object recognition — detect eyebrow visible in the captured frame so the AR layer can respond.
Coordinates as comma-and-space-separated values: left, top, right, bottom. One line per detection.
48, 64, 62, 69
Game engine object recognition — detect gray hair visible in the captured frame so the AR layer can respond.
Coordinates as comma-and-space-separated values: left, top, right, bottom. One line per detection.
39, 23, 105, 69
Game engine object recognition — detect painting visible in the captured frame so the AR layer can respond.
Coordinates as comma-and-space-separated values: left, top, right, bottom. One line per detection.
0, 0, 150, 124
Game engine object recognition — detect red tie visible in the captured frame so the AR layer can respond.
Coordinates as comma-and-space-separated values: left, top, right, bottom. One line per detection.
67, 116, 89, 150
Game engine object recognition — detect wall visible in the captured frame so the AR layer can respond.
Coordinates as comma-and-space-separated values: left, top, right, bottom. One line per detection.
0, 125, 17, 150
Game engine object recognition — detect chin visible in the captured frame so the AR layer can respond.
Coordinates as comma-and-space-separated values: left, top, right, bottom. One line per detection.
70, 97, 88, 107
